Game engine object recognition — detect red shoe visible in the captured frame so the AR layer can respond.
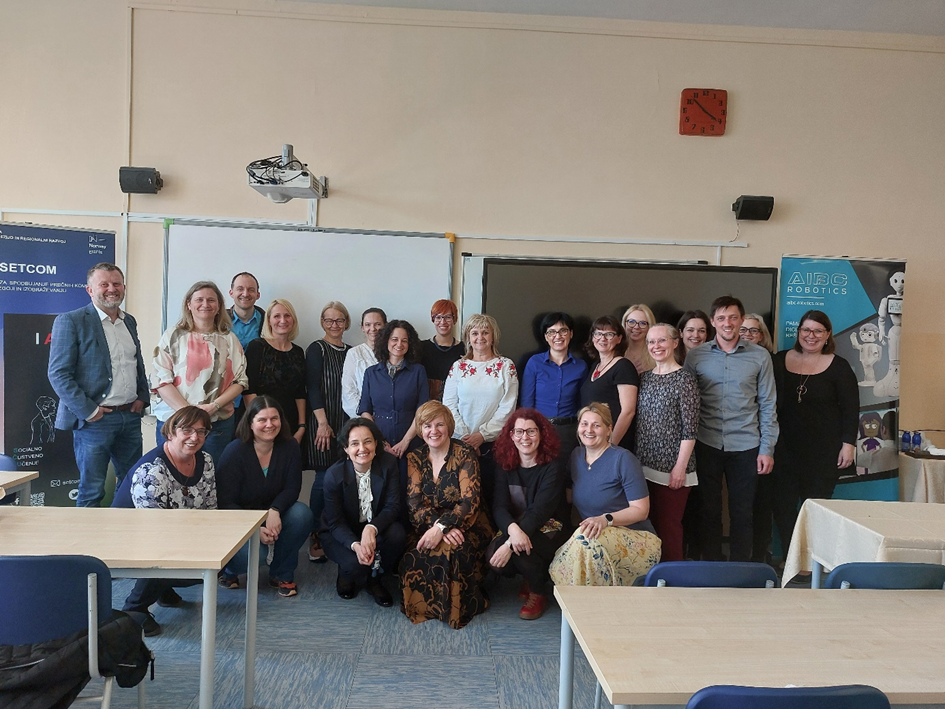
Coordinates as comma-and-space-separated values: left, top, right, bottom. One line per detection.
518, 580, 531, 600
519, 592, 548, 620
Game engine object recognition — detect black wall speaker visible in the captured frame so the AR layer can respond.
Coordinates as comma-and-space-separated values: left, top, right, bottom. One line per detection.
119, 167, 163, 194
732, 195, 774, 221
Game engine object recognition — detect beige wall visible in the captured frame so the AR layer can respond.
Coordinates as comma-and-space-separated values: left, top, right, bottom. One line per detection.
2, 0, 944, 427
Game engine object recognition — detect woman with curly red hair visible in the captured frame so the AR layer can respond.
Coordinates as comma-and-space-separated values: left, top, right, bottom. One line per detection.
488, 408, 570, 620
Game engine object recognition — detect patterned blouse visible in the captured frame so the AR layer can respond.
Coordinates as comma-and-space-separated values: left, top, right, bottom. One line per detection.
634, 368, 700, 486
405, 439, 482, 532
150, 328, 248, 423
442, 356, 519, 443
130, 447, 217, 510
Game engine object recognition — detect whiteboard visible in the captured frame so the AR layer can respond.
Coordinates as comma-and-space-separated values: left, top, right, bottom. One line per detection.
165, 224, 452, 347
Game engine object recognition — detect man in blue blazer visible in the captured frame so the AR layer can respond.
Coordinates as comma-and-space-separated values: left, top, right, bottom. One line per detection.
47, 263, 150, 507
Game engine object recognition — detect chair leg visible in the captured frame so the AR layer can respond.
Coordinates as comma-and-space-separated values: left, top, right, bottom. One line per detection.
101, 676, 114, 709
137, 674, 146, 708
594, 681, 602, 709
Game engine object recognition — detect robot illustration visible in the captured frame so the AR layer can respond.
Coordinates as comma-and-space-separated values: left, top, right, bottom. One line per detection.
873, 271, 904, 398
30, 395, 57, 445
850, 322, 882, 386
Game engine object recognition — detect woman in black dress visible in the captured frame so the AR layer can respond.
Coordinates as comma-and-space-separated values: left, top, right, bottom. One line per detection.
244, 299, 307, 444
579, 315, 639, 451
772, 310, 858, 558
419, 299, 465, 402
488, 407, 569, 620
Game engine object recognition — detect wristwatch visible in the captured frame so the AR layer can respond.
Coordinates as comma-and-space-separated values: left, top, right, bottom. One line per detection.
435, 521, 448, 533
604, 513, 614, 527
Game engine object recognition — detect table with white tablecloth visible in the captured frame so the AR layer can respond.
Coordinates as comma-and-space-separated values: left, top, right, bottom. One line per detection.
900, 452, 945, 503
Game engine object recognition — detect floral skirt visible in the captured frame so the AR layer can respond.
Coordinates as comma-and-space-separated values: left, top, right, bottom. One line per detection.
550, 526, 662, 586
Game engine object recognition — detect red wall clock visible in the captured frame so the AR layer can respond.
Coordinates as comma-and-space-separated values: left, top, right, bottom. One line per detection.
680, 88, 727, 136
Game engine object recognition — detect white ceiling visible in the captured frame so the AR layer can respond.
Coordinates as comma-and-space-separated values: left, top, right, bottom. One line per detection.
299, 0, 945, 36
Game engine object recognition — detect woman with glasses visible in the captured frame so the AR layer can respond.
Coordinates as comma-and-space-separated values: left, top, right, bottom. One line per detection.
739, 313, 776, 353
420, 299, 465, 402
771, 310, 858, 562
117, 406, 217, 635
488, 408, 570, 620
635, 324, 700, 562
341, 307, 387, 417
243, 299, 308, 444
520, 312, 587, 470
622, 304, 656, 374
676, 309, 714, 360
217, 396, 313, 598
305, 301, 352, 563
550, 403, 660, 586
151, 281, 248, 466
579, 315, 639, 451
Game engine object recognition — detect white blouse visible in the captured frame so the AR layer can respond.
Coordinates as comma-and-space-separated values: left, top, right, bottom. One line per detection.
442, 356, 519, 443
341, 342, 378, 418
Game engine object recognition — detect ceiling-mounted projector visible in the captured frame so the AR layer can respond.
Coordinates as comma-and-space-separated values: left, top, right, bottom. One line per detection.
247, 144, 328, 203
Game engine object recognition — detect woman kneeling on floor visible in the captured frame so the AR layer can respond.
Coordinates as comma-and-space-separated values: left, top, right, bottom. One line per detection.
550, 402, 661, 586
488, 408, 571, 620
216, 395, 314, 597
319, 417, 406, 606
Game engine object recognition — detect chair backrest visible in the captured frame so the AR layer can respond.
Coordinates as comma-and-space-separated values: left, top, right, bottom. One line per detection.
0, 555, 112, 645
687, 684, 891, 709
824, 561, 945, 590
644, 561, 778, 588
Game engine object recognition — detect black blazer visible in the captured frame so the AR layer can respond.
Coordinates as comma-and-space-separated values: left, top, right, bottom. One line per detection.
320, 450, 401, 549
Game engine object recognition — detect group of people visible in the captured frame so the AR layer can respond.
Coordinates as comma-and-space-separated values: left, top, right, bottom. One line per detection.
47, 262, 859, 634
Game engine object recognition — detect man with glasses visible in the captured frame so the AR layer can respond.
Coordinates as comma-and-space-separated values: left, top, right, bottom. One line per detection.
48, 263, 149, 507
684, 295, 778, 562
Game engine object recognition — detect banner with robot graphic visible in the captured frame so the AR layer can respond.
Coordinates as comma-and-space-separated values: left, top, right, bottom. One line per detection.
0, 222, 115, 506
778, 256, 906, 501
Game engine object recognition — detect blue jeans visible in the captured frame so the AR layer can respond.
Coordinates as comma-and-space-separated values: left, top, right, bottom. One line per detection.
73, 410, 143, 507
224, 501, 314, 582
155, 414, 234, 469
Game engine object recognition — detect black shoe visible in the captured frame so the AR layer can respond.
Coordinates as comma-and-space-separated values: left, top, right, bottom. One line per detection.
141, 613, 162, 637
157, 588, 182, 607
336, 574, 358, 600
366, 578, 393, 607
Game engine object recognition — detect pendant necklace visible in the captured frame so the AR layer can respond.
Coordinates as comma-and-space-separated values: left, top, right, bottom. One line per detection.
797, 373, 812, 403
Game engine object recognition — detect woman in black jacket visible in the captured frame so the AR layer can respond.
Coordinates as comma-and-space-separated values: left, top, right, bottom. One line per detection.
217, 395, 314, 597
488, 407, 570, 620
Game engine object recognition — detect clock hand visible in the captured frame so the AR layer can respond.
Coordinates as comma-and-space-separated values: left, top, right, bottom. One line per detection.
692, 98, 718, 122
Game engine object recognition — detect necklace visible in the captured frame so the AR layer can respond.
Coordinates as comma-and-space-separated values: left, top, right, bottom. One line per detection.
593, 357, 616, 381
797, 373, 812, 403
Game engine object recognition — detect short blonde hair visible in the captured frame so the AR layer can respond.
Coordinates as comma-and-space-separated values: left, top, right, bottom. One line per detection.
414, 401, 455, 437
261, 299, 300, 341
461, 313, 501, 359
320, 301, 351, 332
577, 402, 613, 430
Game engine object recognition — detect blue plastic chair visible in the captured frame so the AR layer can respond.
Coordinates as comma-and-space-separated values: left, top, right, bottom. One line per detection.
823, 561, 945, 590
0, 555, 145, 708
687, 684, 891, 709
644, 561, 778, 588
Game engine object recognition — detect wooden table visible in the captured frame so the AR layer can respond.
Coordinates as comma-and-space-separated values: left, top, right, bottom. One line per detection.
782, 499, 945, 588
900, 452, 945, 503
0, 506, 266, 709
555, 586, 945, 708
0, 470, 38, 504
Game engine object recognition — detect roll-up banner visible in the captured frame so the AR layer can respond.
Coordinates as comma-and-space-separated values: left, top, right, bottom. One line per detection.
0, 222, 115, 506
778, 255, 906, 501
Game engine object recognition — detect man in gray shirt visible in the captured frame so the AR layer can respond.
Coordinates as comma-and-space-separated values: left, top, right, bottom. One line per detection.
685, 295, 778, 562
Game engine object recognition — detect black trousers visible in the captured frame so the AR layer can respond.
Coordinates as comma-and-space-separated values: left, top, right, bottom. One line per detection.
320, 521, 407, 585
123, 578, 201, 614
695, 442, 759, 562
486, 529, 566, 596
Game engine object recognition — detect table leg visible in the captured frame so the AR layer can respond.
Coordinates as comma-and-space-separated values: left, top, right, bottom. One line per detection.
559, 611, 575, 709
22, 481, 31, 505
199, 568, 218, 709
244, 529, 260, 709
811, 560, 824, 589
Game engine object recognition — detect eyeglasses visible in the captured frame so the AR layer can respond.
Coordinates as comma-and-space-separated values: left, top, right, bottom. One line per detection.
545, 328, 571, 338
177, 426, 210, 438
739, 327, 761, 336
799, 327, 828, 337
624, 319, 649, 329
322, 317, 347, 326
593, 331, 618, 340
433, 315, 454, 322
646, 337, 676, 346
512, 427, 539, 439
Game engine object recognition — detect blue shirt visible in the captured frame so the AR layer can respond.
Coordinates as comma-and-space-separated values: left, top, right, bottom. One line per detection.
569, 445, 654, 533
520, 351, 588, 418
684, 339, 779, 456
229, 306, 263, 351
357, 360, 430, 445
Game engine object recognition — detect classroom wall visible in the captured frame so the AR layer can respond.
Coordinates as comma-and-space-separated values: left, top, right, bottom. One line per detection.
2, 0, 944, 428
